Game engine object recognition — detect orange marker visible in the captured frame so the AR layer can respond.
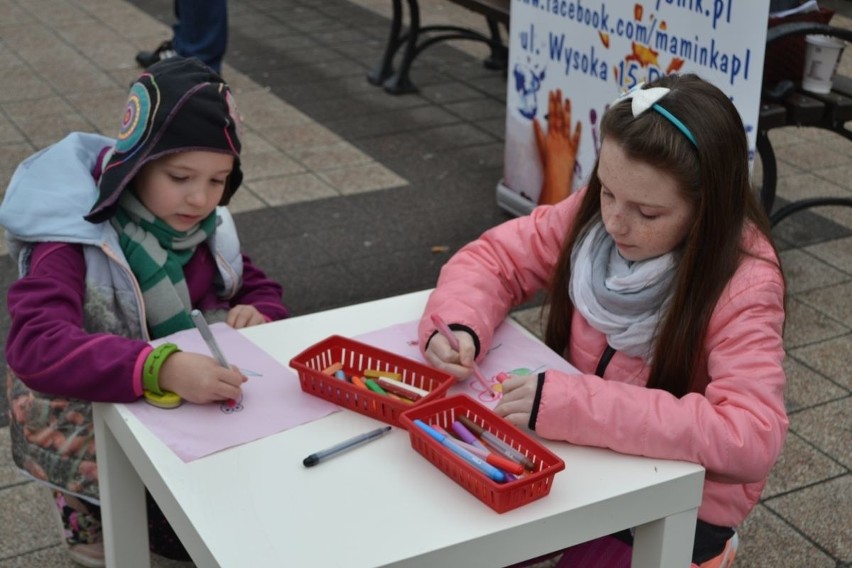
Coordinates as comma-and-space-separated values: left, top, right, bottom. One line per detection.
322, 362, 344, 375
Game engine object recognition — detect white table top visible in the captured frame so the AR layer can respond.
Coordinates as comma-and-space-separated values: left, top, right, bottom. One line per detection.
96, 289, 704, 567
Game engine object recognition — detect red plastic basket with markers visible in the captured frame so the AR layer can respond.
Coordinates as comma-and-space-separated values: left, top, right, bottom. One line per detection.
289, 335, 455, 428
399, 394, 566, 513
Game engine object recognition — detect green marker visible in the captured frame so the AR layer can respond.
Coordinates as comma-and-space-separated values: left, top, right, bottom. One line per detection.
364, 378, 388, 395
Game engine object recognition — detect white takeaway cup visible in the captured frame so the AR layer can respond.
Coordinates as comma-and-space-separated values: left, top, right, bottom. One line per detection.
801, 34, 846, 94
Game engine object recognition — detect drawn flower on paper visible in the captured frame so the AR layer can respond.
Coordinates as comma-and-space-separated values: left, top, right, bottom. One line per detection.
220, 394, 244, 414
219, 366, 259, 414
469, 366, 544, 403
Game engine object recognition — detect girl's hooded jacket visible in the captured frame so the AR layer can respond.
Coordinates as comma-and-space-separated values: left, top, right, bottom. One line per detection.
1, 132, 287, 501
418, 187, 787, 529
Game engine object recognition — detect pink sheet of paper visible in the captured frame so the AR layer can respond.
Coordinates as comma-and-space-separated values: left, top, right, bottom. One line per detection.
126, 323, 339, 462
355, 319, 579, 408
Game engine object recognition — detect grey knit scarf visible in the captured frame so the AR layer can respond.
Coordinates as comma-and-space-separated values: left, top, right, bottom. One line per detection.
569, 221, 676, 360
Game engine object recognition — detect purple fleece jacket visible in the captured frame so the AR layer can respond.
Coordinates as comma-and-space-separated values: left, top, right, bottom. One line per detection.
6, 241, 288, 403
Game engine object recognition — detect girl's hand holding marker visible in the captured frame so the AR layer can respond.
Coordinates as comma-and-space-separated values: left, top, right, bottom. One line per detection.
428, 314, 497, 398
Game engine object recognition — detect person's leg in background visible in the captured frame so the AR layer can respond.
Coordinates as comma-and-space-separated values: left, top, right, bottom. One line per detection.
136, 0, 228, 73
171, 0, 228, 73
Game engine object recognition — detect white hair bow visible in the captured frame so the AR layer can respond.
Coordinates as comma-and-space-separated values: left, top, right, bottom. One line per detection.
619, 86, 671, 117
613, 83, 697, 147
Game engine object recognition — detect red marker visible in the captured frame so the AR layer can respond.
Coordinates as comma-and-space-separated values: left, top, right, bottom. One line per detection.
438, 428, 524, 475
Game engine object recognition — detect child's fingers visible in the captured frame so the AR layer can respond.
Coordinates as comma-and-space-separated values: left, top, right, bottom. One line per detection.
572, 120, 582, 149
533, 118, 546, 159
451, 333, 474, 367
227, 306, 248, 328
550, 89, 561, 125
423, 348, 470, 381
562, 98, 573, 137
493, 397, 532, 427
195, 372, 243, 404
236, 370, 248, 383
217, 382, 244, 402
222, 366, 247, 385
425, 332, 479, 380
551, 92, 563, 132
496, 409, 531, 428
494, 376, 535, 423
500, 374, 537, 402
457, 344, 476, 367
227, 305, 264, 328
431, 333, 468, 362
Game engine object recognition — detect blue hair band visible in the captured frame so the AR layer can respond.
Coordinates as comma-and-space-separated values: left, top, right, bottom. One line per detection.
651, 103, 698, 148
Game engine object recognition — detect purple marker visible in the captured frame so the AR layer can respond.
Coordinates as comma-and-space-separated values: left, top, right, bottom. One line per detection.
452, 420, 488, 451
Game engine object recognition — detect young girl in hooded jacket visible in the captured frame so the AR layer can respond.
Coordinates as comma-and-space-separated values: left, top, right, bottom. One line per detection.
419, 74, 787, 568
1, 57, 288, 566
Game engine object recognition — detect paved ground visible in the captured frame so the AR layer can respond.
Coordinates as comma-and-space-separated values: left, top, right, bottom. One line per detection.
0, 0, 850, 566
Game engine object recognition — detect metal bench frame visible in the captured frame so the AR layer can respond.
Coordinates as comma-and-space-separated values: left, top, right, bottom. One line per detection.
757, 22, 852, 226
367, 0, 510, 94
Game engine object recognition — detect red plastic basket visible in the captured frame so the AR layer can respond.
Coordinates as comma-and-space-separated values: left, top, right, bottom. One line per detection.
399, 395, 566, 513
289, 335, 455, 428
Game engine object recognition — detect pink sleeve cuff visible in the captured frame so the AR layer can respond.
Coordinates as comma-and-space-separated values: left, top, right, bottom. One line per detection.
133, 346, 154, 397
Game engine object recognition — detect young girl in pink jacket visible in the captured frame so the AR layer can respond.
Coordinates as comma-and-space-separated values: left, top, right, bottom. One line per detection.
419, 74, 787, 568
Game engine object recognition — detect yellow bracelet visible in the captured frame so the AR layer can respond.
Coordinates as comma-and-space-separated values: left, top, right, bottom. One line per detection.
142, 343, 181, 395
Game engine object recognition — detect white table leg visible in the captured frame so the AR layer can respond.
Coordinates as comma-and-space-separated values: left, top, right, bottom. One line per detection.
631, 507, 698, 568
93, 404, 151, 568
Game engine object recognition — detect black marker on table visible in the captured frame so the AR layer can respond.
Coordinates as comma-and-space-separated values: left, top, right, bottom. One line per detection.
303, 426, 392, 467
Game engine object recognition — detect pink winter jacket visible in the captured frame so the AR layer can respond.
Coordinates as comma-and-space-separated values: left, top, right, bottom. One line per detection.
419, 188, 787, 528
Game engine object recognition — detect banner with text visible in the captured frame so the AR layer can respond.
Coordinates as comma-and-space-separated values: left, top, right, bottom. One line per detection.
501, 0, 771, 210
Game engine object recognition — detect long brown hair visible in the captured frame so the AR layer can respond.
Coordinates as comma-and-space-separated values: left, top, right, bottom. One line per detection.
544, 74, 781, 397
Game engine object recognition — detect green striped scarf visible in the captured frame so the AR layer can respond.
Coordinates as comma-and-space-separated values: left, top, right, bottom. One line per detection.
111, 192, 216, 339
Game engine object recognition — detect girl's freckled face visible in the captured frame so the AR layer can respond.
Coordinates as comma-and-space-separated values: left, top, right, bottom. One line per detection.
597, 140, 696, 261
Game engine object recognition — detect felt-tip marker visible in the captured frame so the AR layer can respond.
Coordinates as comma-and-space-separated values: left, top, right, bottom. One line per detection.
444, 433, 525, 475
451, 420, 488, 451
190, 309, 229, 368
458, 415, 536, 471
414, 420, 506, 483
302, 426, 392, 467
430, 314, 496, 398
190, 309, 239, 408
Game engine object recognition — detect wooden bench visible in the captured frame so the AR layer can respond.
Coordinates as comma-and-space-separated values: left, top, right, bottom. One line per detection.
367, 0, 510, 94
756, 22, 852, 226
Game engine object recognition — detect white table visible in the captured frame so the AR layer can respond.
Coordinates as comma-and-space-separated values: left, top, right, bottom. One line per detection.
94, 289, 705, 568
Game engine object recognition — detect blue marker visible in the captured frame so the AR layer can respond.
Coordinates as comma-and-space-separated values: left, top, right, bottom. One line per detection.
414, 420, 506, 483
